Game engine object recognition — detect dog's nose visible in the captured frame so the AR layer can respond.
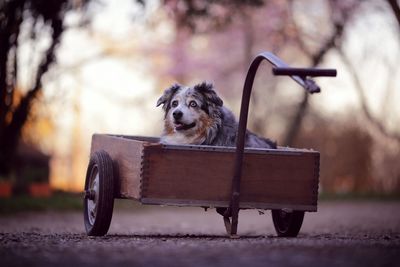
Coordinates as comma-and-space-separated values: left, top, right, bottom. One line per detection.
173, 110, 183, 120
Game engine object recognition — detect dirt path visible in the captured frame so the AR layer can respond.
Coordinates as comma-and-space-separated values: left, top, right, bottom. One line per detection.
1, 200, 400, 267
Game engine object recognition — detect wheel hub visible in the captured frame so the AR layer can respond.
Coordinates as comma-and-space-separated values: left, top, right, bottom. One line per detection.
86, 168, 99, 226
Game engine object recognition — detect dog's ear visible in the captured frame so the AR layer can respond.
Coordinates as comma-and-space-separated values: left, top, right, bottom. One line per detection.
194, 82, 223, 107
156, 83, 181, 108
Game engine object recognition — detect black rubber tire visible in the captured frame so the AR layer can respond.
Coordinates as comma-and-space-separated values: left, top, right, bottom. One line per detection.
271, 209, 304, 237
83, 150, 115, 236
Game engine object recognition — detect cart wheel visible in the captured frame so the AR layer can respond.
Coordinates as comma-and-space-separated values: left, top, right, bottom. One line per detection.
271, 209, 304, 237
83, 150, 115, 236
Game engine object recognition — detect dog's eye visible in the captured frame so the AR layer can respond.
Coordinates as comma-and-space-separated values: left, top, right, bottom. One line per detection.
171, 100, 178, 107
189, 101, 197, 108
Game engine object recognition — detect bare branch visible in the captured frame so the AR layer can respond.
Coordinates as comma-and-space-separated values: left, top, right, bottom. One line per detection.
387, 0, 400, 29
283, 11, 347, 146
337, 47, 400, 143
283, 0, 362, 146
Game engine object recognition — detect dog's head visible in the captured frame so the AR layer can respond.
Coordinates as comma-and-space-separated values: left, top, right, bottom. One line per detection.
157, 82, 223, 144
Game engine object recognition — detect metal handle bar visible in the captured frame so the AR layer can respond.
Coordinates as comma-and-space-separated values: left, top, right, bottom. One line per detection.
225, 52, 336, 236
273, 67, 337, 77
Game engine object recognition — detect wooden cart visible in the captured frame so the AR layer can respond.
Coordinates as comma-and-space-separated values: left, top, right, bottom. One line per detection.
83, 52, 336, 237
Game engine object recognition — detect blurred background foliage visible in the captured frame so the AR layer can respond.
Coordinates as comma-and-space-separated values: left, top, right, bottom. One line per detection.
0, 0, 400, 198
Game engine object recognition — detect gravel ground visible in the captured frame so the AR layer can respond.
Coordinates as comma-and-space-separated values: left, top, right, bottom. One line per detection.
1, 200, 400, 267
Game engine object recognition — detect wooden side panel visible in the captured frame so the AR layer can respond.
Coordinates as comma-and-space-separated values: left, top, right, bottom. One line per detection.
90, 134, 144, 199
141, 147, 319, 210
88, 134, 319, 210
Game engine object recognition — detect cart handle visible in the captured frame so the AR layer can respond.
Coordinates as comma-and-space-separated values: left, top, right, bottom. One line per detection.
273, 67, 337, 77
225, 52, 337, 236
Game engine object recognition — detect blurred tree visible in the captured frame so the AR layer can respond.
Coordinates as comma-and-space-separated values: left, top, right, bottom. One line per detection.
337, 48, 400, 143
0, 0, 89, 176
284, 0, 361, 146
332, 0, 400, 144
388, 0, 400, 29
164, 0, 265, 33
161, 0, 268, 85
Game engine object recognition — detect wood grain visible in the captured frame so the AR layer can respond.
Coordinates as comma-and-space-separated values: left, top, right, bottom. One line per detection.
90, 134, 146, 198
141, 144, 319, 210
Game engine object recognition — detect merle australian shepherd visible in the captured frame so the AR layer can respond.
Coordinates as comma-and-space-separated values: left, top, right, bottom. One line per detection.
156, 82, 276, 149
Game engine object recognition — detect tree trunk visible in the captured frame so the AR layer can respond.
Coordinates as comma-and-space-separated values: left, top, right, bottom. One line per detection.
0, 15, 62, 175
0, 0, 24, 175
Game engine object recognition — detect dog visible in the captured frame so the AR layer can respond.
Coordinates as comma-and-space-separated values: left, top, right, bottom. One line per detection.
156, 82, 276, 149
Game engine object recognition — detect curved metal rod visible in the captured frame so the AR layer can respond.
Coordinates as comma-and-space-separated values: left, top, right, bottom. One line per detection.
226, 52, 333, 236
